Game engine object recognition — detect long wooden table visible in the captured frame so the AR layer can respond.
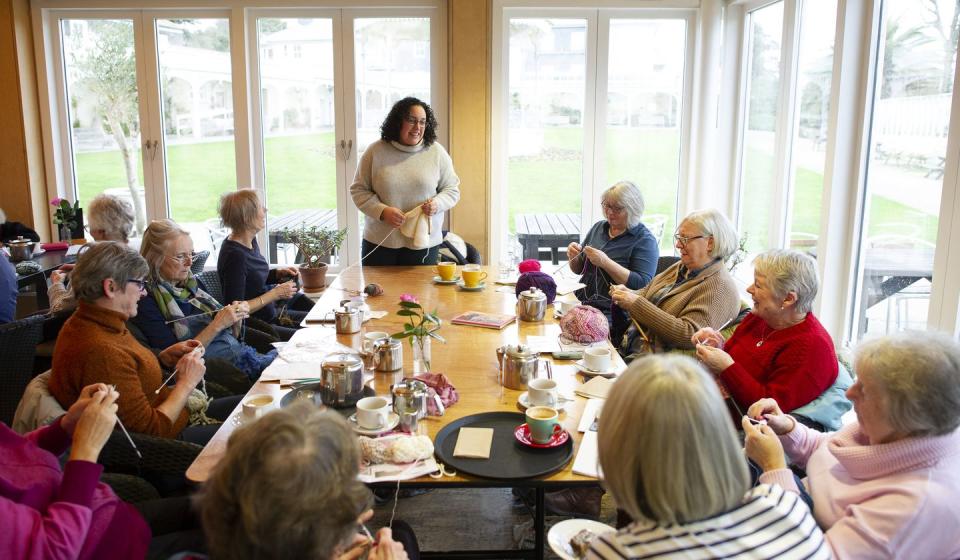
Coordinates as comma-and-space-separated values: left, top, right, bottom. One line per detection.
186, 266, 624, 558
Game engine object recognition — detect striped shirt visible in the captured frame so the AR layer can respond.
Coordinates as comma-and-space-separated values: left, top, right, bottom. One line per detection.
587, 484, 829, 560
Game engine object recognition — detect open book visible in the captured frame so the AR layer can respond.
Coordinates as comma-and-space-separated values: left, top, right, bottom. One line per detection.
450, 311, 516, 330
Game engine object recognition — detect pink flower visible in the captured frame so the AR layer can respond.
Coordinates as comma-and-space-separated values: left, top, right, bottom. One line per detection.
50, 198, 64, 207
399, 293, 419, 303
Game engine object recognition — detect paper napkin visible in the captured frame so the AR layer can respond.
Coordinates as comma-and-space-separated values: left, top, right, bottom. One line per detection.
453, 427, 494, 459
572, 430, 603, 478
574, 377, 613, 400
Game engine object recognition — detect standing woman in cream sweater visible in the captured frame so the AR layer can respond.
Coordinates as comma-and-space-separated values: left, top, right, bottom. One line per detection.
350, 97, 461, 265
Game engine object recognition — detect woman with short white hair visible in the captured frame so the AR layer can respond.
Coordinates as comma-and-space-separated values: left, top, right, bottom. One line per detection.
693, 248, 838, 416
746, 331, 960, 559
566, 181, 659, 341
610, 208, 741, 356
86, 193, 136, 243
589, 354, 828, 559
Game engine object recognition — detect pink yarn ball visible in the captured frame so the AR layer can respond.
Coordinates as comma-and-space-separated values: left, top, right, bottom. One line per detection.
559, 305, 609, 344
518, 259, 541, 273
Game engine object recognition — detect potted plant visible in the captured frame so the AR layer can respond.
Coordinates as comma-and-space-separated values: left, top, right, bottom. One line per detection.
281, 223, 347, 292
50, 198, 85, 243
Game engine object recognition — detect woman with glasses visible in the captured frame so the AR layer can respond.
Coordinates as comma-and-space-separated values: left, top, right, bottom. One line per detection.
48, 194, 137, 314
130, 219, 276, 380
49, 242, 238, 445
217, 189, 311, 340
566, 181, 658, 342
350, 97, 460, 265
610, 208, 741, 360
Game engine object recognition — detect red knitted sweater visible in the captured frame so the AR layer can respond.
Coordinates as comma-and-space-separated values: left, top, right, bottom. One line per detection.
719, 312, 838, 413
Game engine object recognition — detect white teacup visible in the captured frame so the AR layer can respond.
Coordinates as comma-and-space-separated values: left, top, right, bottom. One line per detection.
242, 394, 275, 420
527, 378, 558, 407
356, 396, 390, 429
557, 300, 577, 316
584, 346, 611, 372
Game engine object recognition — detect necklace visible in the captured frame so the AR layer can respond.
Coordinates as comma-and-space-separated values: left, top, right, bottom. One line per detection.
756, 325, 772, 347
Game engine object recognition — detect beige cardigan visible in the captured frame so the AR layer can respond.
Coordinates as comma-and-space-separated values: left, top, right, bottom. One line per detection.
626, 259, 741, 353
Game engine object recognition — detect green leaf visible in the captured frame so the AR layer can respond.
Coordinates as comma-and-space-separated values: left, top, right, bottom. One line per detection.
396, 309, 419, 317
398, 301, 422, 309
389, 331, 410, 339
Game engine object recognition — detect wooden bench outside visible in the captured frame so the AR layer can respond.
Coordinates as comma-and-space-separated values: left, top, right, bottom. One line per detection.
268, 208, 338, 259
515, 213, 581, 265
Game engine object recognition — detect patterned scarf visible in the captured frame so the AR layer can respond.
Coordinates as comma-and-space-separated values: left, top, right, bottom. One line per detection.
150, 273, 225, 340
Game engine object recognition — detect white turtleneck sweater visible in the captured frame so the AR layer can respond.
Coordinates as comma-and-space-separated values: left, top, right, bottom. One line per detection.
350, 139, 460, 250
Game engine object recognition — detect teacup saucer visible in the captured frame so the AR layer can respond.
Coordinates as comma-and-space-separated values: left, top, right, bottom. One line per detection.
574, 360, 618, 378
457, 281, 486, 292
514, 424, 570, 448
347, 412, 400, 436
433, 275, 461, 285
517, 391, 568, 412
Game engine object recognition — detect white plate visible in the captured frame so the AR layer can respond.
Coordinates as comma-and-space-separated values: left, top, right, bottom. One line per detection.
573, 360, 618, 378
456, 281, 486, 292
32, 247, 46, 256
517, 391, 569, 412
548, 518, 616, 560
433, 275, 461, 285
347, 412, 400, 436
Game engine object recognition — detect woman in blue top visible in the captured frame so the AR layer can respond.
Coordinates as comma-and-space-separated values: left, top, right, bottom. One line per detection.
132, 219, 276, 379
217, 189, 312, 340
566, 181, 659, 342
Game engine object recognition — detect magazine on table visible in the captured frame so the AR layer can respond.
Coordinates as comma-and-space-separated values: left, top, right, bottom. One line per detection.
450, 311, 516, 329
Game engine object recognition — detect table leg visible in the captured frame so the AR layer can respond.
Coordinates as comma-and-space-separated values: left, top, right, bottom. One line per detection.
535, 487, 545, 559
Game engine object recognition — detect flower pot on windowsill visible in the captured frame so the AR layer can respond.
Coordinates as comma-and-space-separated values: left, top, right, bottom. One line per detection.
69, 208, 85, 245
299, 263, 328, 293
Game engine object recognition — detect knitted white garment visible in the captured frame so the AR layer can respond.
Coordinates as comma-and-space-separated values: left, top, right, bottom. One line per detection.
400, 205, 432, 249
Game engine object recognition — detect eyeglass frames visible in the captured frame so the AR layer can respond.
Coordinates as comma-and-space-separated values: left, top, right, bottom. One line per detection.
673, 233, 709, 247
601, 202, 625, 214
166, 252, 196, 265
403, 116, 427, 127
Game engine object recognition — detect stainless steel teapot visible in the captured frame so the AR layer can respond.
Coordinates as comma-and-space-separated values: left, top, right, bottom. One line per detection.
496, 344, 551, 391
6, 236, 35, 263
391, 377, 444, 433
516, 287, 547, 322
373, 337, 403, 372
319, 353, 364, 407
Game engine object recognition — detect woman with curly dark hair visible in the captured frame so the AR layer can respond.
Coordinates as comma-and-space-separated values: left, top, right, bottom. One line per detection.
350, 97, 460, 265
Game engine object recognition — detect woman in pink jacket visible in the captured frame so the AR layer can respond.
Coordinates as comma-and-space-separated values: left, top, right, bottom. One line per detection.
744, 331, 960, 559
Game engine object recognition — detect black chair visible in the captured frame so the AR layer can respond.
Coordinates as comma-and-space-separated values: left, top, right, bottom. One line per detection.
439, 230, 482, 265
195, 269, 282, 345
0, 315, 44, 425
101, 473, 161, 504
655, 255, 680, 275
190, 250, 210, 275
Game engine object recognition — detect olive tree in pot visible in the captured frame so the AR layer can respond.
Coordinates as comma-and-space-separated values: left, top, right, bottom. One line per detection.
281, 223, 347, 292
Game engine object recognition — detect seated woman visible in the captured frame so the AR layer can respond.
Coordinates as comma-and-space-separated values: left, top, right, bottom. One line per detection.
566, 181, 658, 342
132, 219, 276, 379
49, 242, 238, 445
693, 249, 838, 416
217, 189, 311, 340
197, 402, 415, 560
49, 193, 137, 314
745, 332, 960, 559
610, 208, 741, 358
590, 354, 827, 559
2, 383, 153, 558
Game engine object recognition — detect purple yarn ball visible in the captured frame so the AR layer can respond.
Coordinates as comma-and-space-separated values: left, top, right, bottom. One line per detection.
515, 271, 557, 304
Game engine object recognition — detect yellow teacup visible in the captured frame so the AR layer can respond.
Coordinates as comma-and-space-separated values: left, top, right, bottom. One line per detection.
436, 262, 457, 281
461, 267, 487, 288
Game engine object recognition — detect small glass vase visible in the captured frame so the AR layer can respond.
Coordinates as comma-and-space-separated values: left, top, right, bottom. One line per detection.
58, 225, 72, 242
412, 334, 431, 374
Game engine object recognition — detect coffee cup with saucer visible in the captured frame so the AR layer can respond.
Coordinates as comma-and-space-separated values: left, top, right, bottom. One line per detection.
349, 396, 400, 435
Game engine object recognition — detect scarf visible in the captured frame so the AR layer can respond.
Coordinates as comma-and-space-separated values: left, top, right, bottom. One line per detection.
150, 274, 225, 340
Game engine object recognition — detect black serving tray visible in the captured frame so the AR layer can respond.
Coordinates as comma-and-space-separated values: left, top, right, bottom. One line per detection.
433, 411, 573, 480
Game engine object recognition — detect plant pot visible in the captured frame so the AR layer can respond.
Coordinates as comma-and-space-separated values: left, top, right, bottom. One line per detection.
299, 262, 328, 292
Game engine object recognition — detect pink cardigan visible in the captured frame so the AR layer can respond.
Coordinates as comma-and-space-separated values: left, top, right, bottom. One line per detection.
0, 419, 150, 560
760, 421, 960, 559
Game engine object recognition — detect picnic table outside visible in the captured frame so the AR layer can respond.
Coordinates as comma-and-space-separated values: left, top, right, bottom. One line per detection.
514, 213, 580, 265
268, 208, 338, 260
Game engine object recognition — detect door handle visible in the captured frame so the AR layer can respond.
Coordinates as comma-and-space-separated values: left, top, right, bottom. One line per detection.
345, 139, 353, 160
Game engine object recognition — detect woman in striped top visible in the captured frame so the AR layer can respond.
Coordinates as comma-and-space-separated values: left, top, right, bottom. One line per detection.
589, 355, 828, 560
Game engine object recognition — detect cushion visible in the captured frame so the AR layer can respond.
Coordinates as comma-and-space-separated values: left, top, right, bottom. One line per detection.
790, 360, 854, 432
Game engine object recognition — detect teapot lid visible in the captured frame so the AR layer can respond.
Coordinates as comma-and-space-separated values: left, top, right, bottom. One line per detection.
392, 377, 427, 394
335, 306, 359, 316
322, 352, 362, 369
8, 236, 32, 246
519, 287, 545, 300
375, 337, 401, 349
504, 343, 536, 358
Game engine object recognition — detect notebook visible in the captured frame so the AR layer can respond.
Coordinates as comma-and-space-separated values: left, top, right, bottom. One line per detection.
450, 311, 516, 330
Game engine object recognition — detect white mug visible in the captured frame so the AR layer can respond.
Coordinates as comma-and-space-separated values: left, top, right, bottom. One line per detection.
528, 378, 558, 407
584, 346, 611, 372
356, 396, 390, 429
242, 394, 275, 420
557, 300, 577, 315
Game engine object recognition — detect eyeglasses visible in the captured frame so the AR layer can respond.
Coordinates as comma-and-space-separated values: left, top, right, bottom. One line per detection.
166, 252, 196, 265
673, 234, 709, 247
127, 278, 147, 291
403, 116, 427, 127
601, 202, 625, 214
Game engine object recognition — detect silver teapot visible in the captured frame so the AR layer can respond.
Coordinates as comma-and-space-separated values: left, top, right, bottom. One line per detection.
516, 287, 547, 322
332, 306, 362, 334
496, 344, 551, 391
373, 337, 403, 372
391, 378, 444, 433
6, 236, 35, 263
319, 353, 364, 407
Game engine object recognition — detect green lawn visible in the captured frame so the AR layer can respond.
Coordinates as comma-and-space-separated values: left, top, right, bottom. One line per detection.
75, 130, 938, 248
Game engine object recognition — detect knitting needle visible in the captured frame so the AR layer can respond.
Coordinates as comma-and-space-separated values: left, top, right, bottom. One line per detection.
108, 385, 142, 459
154, 345, 205, 394
165, 309, 219, 324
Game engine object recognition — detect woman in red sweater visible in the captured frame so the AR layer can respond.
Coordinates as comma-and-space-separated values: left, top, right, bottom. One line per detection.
693, 249, 837, 415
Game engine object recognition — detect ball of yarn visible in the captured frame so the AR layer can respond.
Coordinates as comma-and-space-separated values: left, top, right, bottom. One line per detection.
518, 259, 541, 273
363, 283, 384, 296
559, 305, 609, 344
515, 271, 557, 304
